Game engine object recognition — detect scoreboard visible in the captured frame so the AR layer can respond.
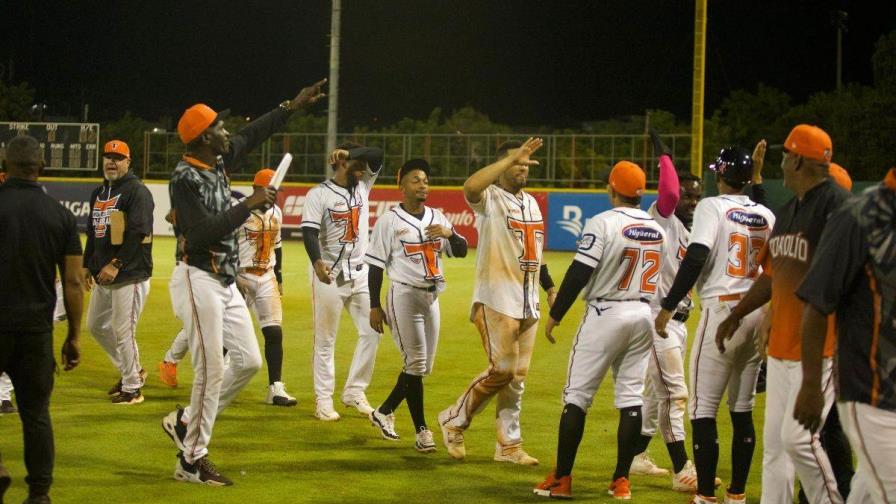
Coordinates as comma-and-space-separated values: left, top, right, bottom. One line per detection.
1, 122, 101, 172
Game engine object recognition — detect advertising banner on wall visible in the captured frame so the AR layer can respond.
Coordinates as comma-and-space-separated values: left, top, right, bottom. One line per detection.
546, 192, 658, 251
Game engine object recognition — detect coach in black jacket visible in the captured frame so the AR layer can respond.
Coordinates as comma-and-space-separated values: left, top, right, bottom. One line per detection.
83, 140, 154, 405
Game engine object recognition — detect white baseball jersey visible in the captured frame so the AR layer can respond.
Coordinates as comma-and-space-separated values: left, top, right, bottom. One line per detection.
647, 202, 692, 313
575, 207, 666, 302
688, 194, 775, 299
236, 203, 282, 272
364, 205, 464, 290
302, 168, 379, 281
467, 185, 544, 320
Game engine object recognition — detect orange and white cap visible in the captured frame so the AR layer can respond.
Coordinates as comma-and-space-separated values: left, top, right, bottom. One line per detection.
103, 140, 130, 159
784, 124, 832, 162
609, 160, 646, 198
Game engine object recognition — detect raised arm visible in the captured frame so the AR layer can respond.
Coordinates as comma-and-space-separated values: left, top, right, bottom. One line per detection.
651, 129, 680, 217
463, 137, 543, 203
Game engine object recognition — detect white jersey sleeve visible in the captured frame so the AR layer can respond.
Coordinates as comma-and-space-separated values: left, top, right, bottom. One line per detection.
573, 215, 607, 268
364, 212, 391, 270
301, 186, 324, 231
688, 198, 721, 249
648, 202, 692, 313
274, 205, 282, 250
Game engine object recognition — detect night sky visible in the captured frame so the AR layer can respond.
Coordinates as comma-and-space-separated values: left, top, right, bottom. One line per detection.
2, 1, 894, 128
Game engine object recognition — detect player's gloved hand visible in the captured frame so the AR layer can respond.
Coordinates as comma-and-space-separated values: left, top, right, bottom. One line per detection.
81, 268, 94, 292
752, 139, 767, 185
369, 307, 387, 334
61, 337, 81, 371
290, 78, 328, 110
649, 128, 672, 158
313, 259, 332, 284
715, 312, 742, 353
425, 224, 453, 240
654, 309, 672, 338
246, 186, 277, 211
793, 381, 825, 433
544, 316, 559, 344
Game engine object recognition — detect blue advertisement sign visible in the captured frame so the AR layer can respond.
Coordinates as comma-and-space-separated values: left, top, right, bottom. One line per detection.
42, 180, 96, 232
547, 192, 658, 251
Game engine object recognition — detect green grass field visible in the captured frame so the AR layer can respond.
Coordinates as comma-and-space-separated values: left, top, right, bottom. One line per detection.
1, 237, 765, 503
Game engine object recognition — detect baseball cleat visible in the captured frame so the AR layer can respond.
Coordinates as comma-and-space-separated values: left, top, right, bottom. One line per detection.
369, 409, 399, 440
533, 472, 572, 499
672, 460, 698, 492
722, 490, 746, 504
174, 453, 233, 486
341, 395, 374, 416
22, 495, 51, 504
162, 405, 188, 451
158, 361, 178, 388
108, 368, 147, 396
690, 495, 718, 504
315, 403, 340, 422
494, 445, 539, 465
437, 408, 465, 460
415, 428, 437, 453
266, 382, 297, 407
607, 476, 632, 500
0, 400, 16, 414
112, 389, 144, 405
630, 451, 670, 476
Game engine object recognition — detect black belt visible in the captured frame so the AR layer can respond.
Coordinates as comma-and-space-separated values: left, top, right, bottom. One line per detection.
672, 311, 690, 323
595, 297, 649, 304
396, 281, 437, 293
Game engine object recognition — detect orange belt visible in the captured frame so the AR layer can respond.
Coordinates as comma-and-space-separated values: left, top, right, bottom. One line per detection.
241, 267, 268, 276
717, 293, 743, 302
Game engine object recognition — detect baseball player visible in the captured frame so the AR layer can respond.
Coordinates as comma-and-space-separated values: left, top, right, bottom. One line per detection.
301, 142, 384, 421
534, 161, 663, 500
162, 79, 324, 486
794, 166, 896, 504
438, 138, 557, 466
655, 147, 775, 504
715, 125, 848, 504
83, 140, 154, 405
0, 374, 13, 414
628, 131, 705, 492
364, 159, 468, 452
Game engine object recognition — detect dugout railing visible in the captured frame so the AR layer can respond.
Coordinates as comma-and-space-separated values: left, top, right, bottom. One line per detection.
141, 131, 692, 187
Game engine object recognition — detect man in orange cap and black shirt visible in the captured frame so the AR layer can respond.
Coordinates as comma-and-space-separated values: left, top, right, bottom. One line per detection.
716, 124, 850, 504
83, 139, 154, 405
161, 79, 325, 486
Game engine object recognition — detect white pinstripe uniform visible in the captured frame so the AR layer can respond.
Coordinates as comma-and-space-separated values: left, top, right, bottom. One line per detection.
642, 202, 692, 443
562, 208, 665, 412
234, 196, 283, 328
302, 167, 382, 407
687, 195, 774, 419
365, 205, 466, 376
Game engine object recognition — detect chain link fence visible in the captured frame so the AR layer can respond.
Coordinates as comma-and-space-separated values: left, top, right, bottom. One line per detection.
142, 131, 692, 187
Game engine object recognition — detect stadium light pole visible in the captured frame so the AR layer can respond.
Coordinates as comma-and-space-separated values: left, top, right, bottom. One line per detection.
326, 0, 342, 177
690, 0, 707, 178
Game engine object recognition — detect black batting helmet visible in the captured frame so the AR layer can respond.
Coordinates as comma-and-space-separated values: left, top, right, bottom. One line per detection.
708, 147, 753, 185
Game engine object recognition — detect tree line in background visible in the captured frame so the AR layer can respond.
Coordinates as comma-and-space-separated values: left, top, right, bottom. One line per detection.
2, 31, 894, 182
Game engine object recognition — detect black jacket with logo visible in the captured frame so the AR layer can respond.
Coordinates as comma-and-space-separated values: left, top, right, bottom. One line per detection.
84, 171, 154, 284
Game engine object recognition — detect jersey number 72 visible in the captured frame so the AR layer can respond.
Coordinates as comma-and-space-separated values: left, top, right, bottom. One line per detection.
618, 247, 661, 294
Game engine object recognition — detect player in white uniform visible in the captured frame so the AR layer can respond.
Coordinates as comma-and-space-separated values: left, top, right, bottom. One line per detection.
302, 143, 384, 421
0, 373, 13, 414
655, 147, 775, 504
534, 161, 663, 500
438, 138, 557, 466
364, 159, 468, 452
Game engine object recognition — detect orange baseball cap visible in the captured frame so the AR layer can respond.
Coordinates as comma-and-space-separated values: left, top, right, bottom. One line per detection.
253, 168, 276, 187
784, 124, 832, 162
828, 162, 852, 191
103, 140, 130, 159
177, 103, 229, 144
609, 160, 646, 198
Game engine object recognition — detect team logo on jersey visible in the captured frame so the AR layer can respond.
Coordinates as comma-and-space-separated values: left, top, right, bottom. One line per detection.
726, 209, 768, 230
507, 217, 545, 272
622, 224, 662, 244
577, 233, 596, 250
402, 240, 444, 280
91, 194, 121, 238
329, 205, 361, 244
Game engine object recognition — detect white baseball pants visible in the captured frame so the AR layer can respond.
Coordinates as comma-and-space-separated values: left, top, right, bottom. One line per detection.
384, 282, 439, 376
839, 401, 896, 504
164, 328, 189, 364
763, 357, 842, 504
562, 300, 652, 412
311, 269, 381, 406
642, 317, 688, 442
236, 270, 282, 328
0, 372, 12, 401
689, 297, 763, 419
86, 279, 150, 393
169, 263, 262, 464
